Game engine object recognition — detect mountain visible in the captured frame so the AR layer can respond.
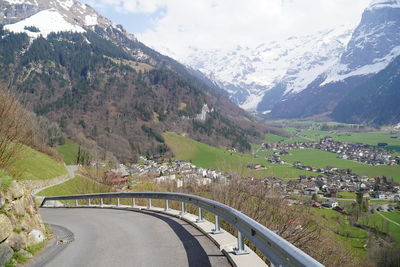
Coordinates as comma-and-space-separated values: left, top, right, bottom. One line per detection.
0, 0, 265, 161
180, 0, 400, 125
268, 0, 400, 124
330, 55, 400, 125
180, 25, 354, 112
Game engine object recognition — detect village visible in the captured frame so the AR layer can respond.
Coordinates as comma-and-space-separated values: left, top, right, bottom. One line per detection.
262, 136, 400, 166
97, 153, 400, 212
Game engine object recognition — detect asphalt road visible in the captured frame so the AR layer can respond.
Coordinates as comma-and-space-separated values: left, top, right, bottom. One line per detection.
34, 208, 230, 267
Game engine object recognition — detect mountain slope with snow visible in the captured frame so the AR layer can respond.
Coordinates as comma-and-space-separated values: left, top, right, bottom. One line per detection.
181, 25, 354, 111
268, 0, 400, 124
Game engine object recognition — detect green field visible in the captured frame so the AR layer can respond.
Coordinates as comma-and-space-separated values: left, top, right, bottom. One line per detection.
359, 212, 400, 244
11, 146, 67, 180
313, 208, 368, 258
281, 149, 400, 182
164, 132, 314, 179
39, 176, 111, 196
337, 191, 357, 199
56, 139, 79, 165
265, 129, 400, 152
264, 133, 310, 144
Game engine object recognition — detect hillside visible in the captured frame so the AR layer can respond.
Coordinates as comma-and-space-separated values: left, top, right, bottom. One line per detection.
0, 0, 266, 162
164, 132, 314, 179
331, 56, 400, 125
12, 145, 67, 180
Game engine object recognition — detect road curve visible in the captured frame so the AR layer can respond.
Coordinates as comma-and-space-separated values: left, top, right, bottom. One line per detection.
35, 208, 230, 267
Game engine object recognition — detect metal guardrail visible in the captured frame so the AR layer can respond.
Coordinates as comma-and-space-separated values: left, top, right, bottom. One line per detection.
41, 192, 324, 267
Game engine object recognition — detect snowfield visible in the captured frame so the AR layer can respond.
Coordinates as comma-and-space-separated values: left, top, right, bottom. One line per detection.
4, 9, 85, 38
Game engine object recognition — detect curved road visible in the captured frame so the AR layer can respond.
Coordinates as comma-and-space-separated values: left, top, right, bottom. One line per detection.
34, 208, 230, 267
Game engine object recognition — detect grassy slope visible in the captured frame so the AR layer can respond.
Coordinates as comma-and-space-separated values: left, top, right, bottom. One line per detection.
38, 176, 111, 196
314, 208, 368, 259
12, 146, 67, 180
359, 212, 400, 244
56, 139, 79, 165
164, 132, 314, 179
281, 149, 400, 182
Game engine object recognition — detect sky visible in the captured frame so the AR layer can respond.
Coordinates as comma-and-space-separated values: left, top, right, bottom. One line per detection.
81, 0, 371, 58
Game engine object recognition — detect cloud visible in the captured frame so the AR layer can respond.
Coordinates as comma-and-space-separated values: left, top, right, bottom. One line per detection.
84, 0, 371, 58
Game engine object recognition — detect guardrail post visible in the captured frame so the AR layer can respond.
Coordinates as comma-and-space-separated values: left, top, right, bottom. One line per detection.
100, 198, 104, 207
132, 198, 136, 208
117, 198, 120, 207
212, 215, 222, 234
234, 231, 249, 255
64, 200, 67, 207
180, 202, 186, 215
75, 199, 78, 207
165, 200, 169, 211
88, 199, 91, 206
147, 199, 152, 209
196, 207, 204, 223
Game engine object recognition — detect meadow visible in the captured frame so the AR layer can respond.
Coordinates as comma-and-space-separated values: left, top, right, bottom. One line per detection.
39, 175, 111, 196
359, 212, 400, 244
164, 132, 314, 179
313, 208, 368, 259
281, 149, 400, 182
56, 139, 80, 165
12, 146, 67, 180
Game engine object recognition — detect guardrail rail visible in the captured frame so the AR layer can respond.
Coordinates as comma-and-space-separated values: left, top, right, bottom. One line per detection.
41, 192, 324, 267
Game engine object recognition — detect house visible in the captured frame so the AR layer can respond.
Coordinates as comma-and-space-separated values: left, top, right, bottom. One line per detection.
322, 201, 339, 209
304, 188, 318, 196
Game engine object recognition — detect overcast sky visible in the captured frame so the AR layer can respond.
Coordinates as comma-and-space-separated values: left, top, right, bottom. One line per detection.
82, 0, 371, 57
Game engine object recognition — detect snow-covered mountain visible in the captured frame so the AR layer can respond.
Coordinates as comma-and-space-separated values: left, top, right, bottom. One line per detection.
268, 0, 400, 124
181, 25, 354, 112
180, 0, 400, 125
0, 0, 136, 39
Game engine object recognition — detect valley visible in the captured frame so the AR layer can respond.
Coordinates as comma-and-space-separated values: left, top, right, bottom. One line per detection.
0, 0, 400, 266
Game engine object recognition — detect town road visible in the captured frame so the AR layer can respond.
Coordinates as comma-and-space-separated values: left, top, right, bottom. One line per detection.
34, 208, 230, 267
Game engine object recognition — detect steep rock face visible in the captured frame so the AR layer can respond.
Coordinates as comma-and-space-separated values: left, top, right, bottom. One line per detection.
268, 0, 400, 124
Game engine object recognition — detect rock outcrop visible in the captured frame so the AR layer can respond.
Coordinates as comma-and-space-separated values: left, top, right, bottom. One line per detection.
0, 180, 46, 265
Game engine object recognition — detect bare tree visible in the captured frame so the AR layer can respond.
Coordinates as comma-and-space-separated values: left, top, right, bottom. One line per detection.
0, 87, 34, 169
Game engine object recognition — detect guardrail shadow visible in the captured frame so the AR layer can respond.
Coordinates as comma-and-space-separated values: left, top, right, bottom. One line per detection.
129, 209, 216, 267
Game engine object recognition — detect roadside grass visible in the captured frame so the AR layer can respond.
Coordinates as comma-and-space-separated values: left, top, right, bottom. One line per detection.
359, 212, 400, 245
5, 241, 46, 267
281, 149, 400, 182
56, 139, 79, 165
0, 169, 13, 191
164, 132, 315, 179
11, 146, 67, 180
313, 208, 368, 259
38, 175, 111, 196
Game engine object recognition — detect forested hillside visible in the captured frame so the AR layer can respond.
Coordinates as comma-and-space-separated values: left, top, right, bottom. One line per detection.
0, 26, 264, 161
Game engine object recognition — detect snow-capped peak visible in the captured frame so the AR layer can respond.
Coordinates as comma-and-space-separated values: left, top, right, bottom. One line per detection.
0, 0, 112, 36
4, 8, 85, 38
